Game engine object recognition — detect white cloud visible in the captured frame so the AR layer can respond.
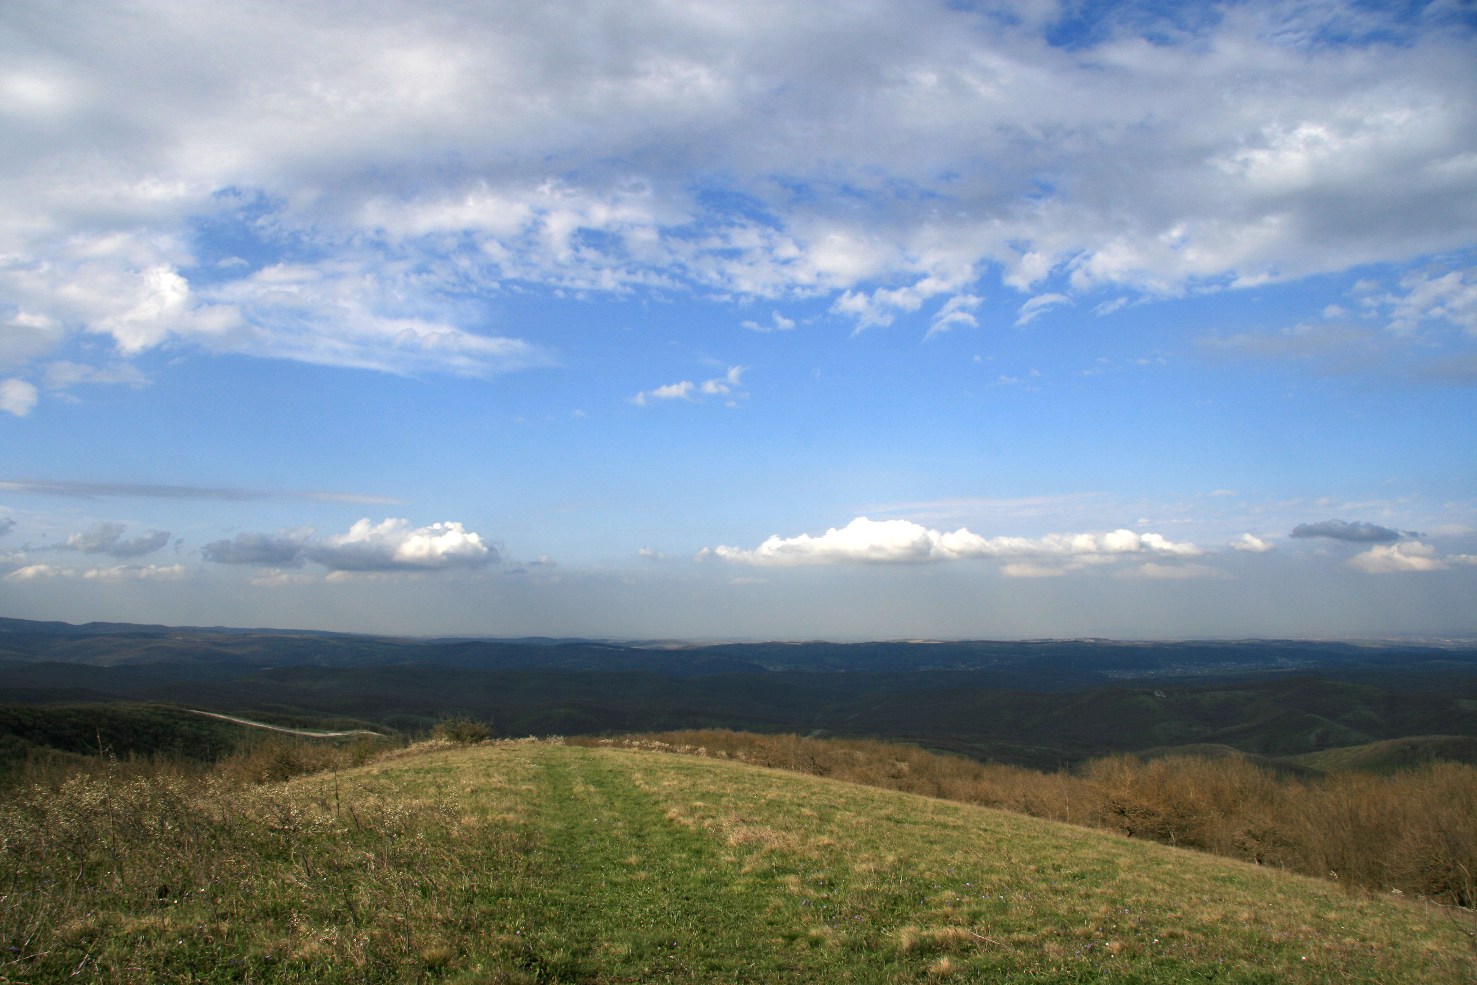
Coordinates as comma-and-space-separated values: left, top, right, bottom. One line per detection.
4, 563, 74, 581
82, 563, 187, 581
741, 311, 796, 333
927, 294, 984, 337
1347, 540, 1448, 574
708, 516, 1202, 567
0, 378, 38, 416
306, 518, 495, 572
700, 365, 744, 397
43, 360, 150, 390
1015, 292, 1070, 327
1124, 562, 1229, 581
201, 518, 496, 573
1382, 267, 1477, 337
633, 380, 693, 406
999, 561, 1069, 579
197, 260, 549, 378
0, 311, 64, 370
248, 569, 319, 588
832, 284, 928, 331
1232, 533, 1274, 553
0, 0, 1472, 367
633, 366, 745, 406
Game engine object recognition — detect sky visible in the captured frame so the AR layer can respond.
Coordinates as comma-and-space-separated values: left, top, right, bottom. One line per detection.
2, 0, 1476, 641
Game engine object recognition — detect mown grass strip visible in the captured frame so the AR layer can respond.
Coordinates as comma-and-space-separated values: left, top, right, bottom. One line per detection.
466, 745, 828, 981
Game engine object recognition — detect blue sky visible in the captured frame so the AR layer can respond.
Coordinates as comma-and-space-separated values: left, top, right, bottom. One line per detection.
2, 0, 1475, 639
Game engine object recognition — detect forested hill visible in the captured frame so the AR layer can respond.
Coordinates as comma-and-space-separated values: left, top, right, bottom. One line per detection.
3, 617, 1476, 768
3, 616, 1473, 681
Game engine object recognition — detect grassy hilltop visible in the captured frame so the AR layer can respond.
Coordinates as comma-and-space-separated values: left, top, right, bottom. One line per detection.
4, 739, 1473, 984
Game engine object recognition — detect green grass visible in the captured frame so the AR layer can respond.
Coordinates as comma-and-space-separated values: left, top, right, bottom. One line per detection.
4, 740, 1474, 983
1283, 735, 1477, 774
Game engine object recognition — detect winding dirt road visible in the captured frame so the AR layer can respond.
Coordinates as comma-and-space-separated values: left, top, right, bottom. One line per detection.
184, 708, 384, 739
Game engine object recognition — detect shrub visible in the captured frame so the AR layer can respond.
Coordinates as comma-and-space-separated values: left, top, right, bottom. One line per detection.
432, 717, 493, 744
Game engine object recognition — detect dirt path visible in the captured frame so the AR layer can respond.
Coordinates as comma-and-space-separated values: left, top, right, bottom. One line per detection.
184, 708, 384, 739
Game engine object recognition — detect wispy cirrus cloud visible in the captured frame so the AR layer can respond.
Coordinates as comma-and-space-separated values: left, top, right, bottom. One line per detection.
0, 478, 405, 505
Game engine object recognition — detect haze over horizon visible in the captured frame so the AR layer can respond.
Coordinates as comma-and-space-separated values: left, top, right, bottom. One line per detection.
2, 1, 1475, 640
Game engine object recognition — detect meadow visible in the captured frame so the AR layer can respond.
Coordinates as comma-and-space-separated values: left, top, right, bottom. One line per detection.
577, 730, 1477, 906
3, 732, 1474, 983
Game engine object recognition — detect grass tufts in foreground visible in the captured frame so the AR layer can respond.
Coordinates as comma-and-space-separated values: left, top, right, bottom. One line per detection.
4, 739, 1475, 982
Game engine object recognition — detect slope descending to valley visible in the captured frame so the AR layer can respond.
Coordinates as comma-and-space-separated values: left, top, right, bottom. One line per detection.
4, 741, 1472, 983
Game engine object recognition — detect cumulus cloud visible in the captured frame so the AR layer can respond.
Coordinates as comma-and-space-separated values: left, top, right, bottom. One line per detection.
633, 366, 745, 406
62, 521, 171, 558
313, 518, 493, 571
635, 380, 694, 404
201, 518, 497, 572
1, 379, 38, 417
1347, 541, 1448, 574
0, 518, 14, 537
1290, 519, 1408, 542
706, 516, 1202, 568
1232, 533, 1274, 553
